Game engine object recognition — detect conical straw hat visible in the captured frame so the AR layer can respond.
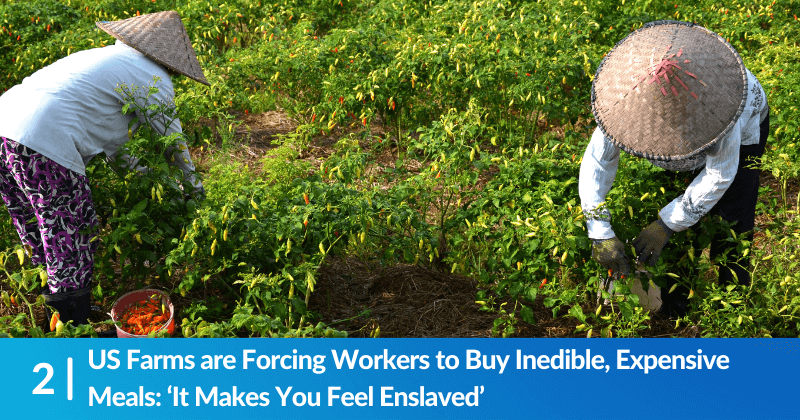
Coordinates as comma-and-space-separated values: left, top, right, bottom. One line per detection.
97, 11, 210, 86
591, 20, 746, 162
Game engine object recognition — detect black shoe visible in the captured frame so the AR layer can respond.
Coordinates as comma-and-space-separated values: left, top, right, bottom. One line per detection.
41, 285, 92, 332
90, 305, 118, 338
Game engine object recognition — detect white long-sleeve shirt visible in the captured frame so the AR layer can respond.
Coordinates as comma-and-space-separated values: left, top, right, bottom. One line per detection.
0, 40, 201, 191
580, 69, 768, 239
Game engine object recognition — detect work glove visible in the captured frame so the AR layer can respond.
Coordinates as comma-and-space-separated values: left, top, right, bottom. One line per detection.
591, 237, 630, 276
633, 219, 674, 266
188, 184, 206, 202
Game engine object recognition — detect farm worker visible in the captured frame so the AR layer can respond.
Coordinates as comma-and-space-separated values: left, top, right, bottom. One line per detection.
579, 21, 769, 317
0, 11, 209, 331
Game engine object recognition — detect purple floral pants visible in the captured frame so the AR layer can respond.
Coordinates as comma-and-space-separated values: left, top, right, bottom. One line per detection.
0, 137, 97, 293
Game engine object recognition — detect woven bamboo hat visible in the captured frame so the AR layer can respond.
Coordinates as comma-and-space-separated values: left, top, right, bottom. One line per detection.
591, 20, 746, 161
97, 11, 210, 86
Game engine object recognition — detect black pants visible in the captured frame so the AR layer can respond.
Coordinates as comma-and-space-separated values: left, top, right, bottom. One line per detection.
665, 113, 769, 291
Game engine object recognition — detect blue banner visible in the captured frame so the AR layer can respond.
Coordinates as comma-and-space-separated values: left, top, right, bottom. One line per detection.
2, 339, 797, 419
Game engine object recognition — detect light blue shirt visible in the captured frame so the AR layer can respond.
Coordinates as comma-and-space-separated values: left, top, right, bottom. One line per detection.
580, 69, 768, 239
0, 41, 201, 191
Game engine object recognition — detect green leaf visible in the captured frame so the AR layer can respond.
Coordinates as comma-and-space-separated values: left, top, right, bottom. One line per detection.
543, 297, 558, 308
520, 305, 535, 324
132, 199, 148, 213
618, 301, 633, 320
568, 304, 586, 323
524, 286, 538, 303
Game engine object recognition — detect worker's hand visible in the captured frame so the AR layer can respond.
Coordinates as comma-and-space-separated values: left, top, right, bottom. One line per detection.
591, 237, 630, 276
633, 219, 674, 266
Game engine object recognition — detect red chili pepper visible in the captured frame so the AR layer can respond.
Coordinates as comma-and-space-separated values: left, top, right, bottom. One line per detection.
120, 296, 170, 335
303, 193, 310, 205
50, 312, 60, 332
539, 279, 547, 289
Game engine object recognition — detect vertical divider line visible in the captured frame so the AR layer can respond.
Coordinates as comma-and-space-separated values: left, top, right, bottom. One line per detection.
68, 357, 73, 401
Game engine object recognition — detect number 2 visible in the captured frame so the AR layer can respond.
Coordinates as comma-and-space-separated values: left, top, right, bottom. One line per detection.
33, 363, 54, 395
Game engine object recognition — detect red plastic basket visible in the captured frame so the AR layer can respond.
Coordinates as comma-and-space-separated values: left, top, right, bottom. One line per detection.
110, 289, 175, 338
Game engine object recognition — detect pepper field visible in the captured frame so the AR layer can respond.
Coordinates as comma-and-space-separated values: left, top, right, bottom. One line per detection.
0, 0, 799, 337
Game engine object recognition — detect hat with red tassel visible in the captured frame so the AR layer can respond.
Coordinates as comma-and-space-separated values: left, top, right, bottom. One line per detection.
591, 20, 746, 163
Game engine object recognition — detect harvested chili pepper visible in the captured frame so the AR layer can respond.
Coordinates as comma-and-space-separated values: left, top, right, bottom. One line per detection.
119, 294, 170, 336
49, 312, 60, 332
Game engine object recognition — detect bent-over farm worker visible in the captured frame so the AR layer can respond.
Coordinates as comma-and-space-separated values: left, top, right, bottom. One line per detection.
579, 21, 769, 317
0, 11, 209, 331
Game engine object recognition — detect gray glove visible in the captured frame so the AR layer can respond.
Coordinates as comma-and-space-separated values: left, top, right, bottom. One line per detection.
633, 219, 674, 266
190, 184, 206, 201
592, 237, 630, 276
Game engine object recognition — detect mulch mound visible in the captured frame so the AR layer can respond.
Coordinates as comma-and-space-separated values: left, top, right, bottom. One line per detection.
308, 257, 692, 338
309, 257, 495, 337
